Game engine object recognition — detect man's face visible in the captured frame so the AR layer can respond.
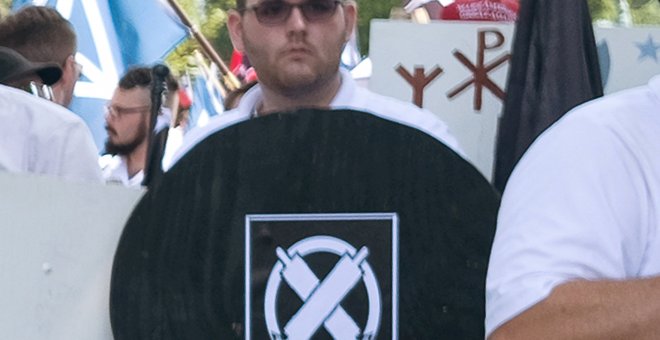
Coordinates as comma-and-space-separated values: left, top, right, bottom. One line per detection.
228, 0, 357, 97
104, 86, 151, 156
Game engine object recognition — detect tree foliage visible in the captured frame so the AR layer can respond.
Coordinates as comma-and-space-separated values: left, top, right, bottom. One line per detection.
588, 0, 618, 21
166, 0, 234, 75
355, 0, 402, 56
630, 0, 660, 25
205, 0, 237, 60
0, 0, 11, 18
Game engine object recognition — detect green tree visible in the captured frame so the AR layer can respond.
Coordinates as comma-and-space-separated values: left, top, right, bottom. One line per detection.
629, 0, 660, 25
0, 0, 11, 18
588, 0, 619, 21
356, 0, 402, 56
165, 0, 235, 77
204, 0, 237, 61
165, 0, 228, 74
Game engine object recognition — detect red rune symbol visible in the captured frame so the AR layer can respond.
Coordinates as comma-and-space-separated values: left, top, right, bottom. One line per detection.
448, 29, 511, 111
396, 65, 444, 108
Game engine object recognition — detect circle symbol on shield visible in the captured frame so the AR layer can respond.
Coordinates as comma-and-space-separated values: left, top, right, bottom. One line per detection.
264, 235, 382, 339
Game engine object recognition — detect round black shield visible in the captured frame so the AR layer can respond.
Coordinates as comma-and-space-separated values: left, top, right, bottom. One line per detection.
110, 109, 499, 339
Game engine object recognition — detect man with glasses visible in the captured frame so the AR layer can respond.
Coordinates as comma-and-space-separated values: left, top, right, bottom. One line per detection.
0, 5, 81, 107
100, 67, 179, 187
100, 68, 154, 187
169, 0, 463, 167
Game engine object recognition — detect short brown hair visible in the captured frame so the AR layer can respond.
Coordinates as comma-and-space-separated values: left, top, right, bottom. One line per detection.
119, 67, 153, 90
0, 6, 77, 66
119, 66, 178, 92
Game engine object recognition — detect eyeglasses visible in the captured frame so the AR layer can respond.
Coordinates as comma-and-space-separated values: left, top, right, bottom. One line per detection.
105, 104, 151, 118
74, 61, 83, 80
239, 0, 342, 26
65, 54, 84, 80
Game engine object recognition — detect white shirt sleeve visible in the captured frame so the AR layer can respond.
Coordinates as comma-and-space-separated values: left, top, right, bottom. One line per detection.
0, 85, 102, 183
485, 109, 650, 336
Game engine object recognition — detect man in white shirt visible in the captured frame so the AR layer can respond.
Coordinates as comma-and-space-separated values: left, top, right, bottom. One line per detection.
486, 75, 660, 339
0, 46, 100, 182
168, 0, 462, 168
0, 6, 82, 108
100, 67, 178, 187
100, 68, 154, 187
0, 84, 101, 182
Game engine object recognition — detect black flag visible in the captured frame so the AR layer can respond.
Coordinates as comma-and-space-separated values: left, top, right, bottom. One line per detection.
493, 0, 603, 191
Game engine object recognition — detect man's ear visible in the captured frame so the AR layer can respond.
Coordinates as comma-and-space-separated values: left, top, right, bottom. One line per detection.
342, 2, 358, 43
227, 10, 245, 52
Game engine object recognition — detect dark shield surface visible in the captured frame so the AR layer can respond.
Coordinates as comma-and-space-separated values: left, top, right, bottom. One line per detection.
110, 109, 499, 339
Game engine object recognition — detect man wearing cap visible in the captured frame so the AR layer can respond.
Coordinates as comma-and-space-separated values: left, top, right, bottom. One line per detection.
0, 46, 101, 182
437, 0, 519, 21
0, 5, 81, 107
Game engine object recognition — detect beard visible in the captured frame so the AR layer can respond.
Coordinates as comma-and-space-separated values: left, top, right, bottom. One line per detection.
242, 31, 346, 98
104, 119, 148, 156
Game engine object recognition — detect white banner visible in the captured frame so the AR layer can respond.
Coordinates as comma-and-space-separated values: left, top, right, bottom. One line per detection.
0, 173, 143, 340
369, 20, 660, 180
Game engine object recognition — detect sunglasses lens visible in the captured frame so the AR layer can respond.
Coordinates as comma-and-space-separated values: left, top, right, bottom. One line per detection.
255, 2, 290, 24
251, 1, 339, 25
303, 1, 338, 21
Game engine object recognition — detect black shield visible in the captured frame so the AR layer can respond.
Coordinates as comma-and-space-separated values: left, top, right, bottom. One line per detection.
110, 109, 499, 339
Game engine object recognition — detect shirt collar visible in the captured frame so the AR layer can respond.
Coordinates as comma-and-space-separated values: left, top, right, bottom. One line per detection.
238, 68, 356, 116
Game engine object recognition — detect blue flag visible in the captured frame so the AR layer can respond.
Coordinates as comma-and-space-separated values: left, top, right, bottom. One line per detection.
12, 0, 188, 151
189, 71, 224, 130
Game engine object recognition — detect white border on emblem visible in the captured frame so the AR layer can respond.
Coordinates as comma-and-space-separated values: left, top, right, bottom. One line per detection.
245, 212, 399, 340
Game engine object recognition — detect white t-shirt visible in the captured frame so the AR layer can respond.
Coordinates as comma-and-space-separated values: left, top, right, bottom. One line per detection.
485, 75, 660, 336
166, 69, 464, 170
99, 154, 144, 187
0, 85, 102, 183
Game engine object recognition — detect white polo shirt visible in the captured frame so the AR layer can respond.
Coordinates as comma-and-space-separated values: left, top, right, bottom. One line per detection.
167, 69, 464, 170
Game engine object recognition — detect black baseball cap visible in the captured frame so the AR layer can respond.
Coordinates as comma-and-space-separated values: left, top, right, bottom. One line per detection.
0, 46, 62, 86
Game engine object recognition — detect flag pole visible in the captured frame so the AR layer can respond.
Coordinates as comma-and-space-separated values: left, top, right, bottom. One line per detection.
166, 0, 241, 91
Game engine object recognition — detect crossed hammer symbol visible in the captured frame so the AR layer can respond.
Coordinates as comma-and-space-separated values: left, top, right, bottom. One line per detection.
275, 246, 370, 339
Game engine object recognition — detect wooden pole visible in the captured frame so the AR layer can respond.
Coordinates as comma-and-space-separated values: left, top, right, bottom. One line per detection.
166, 0, 241, 90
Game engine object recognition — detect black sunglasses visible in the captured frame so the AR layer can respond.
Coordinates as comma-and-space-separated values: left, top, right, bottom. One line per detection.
239, 0, 342, 26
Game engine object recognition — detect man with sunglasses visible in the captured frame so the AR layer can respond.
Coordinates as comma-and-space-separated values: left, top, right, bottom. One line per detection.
169, 0, 462, 167
0, 6, 81, 107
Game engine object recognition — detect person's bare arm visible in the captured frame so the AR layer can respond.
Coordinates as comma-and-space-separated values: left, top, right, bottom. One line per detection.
489, 277, 660, 340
